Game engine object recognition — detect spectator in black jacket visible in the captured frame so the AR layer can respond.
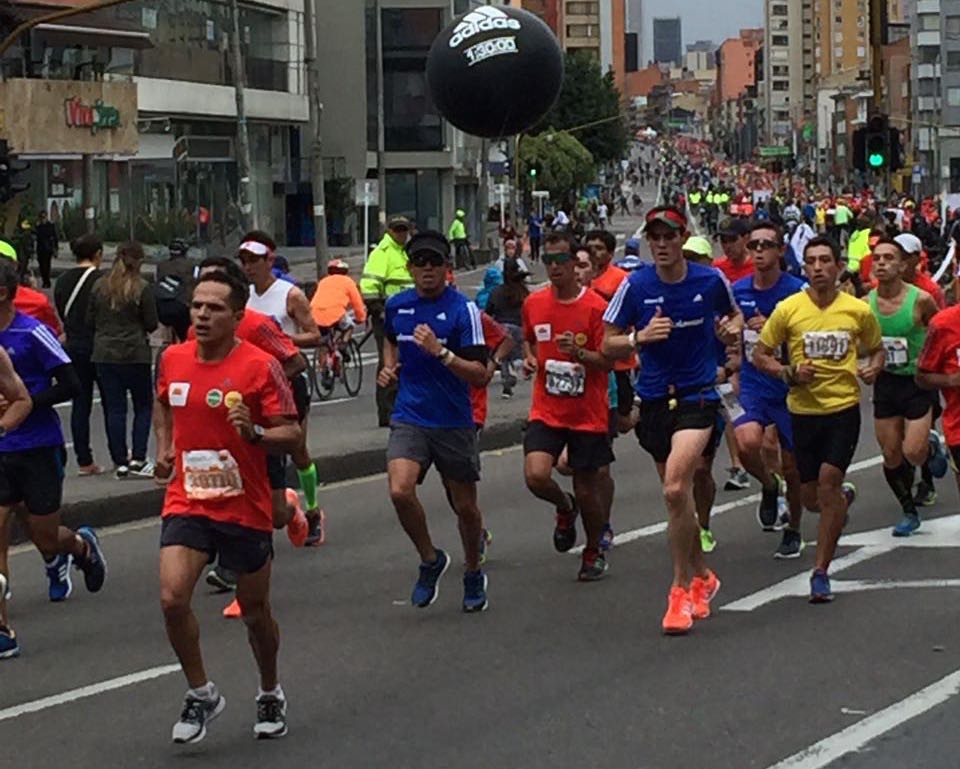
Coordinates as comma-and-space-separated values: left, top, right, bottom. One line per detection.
34, 211, 58, 288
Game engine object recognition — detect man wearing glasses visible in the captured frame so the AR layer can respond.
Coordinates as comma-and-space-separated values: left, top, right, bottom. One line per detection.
378, 231, 490, 613
603, 207, 742, 635
521, 232, 614, 582
731, 222, 807, 559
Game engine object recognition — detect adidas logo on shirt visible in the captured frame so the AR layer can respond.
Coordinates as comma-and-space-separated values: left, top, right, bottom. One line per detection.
436, 312, 447, 321
449, 6, 520, 48
693, 294, 703, 303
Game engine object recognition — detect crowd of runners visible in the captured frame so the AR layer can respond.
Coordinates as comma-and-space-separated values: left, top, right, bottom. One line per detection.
1, 140, 960, 747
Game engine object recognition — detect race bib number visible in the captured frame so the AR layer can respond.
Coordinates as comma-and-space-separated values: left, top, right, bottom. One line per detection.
742, 329, 760, 363
544, 359, 585, 397
716, 382, 745, 423
882, 336, 909, 369
803, 331, 850, 361
182, 450, 244, 500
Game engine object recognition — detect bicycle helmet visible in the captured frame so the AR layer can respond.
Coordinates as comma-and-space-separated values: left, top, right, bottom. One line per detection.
327, 259, 350, 275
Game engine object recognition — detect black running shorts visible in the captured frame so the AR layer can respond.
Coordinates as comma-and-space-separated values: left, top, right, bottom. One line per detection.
635, 398, 720, 465
873, 371, 935, 421
160, 515, 273, 574
0, 445, 65, 515
791, 405, 861, 484
386, 422, 480, 483
524, 419, 615, 471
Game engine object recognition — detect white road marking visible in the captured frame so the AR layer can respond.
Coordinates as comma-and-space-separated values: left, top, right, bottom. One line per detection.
831, 578, 960, 592
764, 668, 960, 769
0, 664, 181, 723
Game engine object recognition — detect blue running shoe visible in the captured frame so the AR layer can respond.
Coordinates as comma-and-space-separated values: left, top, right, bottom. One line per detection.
75, 527, 107, 593
892, 513, 921, 537
0, 623, 19, 660
927, 431, 949, 479
809, 569, 833, 603
411, 549, 450, 608
599, 523, 615, 553
45, 554, 73, 602
462, 570, 488, 613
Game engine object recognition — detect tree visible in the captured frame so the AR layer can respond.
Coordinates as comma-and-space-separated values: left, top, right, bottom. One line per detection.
518, 130, 594, 205
534, 51, 629, 166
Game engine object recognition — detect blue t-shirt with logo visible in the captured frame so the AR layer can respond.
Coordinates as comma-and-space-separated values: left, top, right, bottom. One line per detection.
385, 286, 486, 429
605, 261, 735, 401
733, 272, 806, 403
0, 312, 71, 452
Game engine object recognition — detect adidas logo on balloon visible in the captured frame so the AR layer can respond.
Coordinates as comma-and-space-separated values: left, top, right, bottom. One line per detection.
449, 6, 521, 48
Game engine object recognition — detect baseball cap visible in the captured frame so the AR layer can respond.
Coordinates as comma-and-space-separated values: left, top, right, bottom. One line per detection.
682, 236, 713, 259
644, 206, 687, 231
387, 215, 411, 231
624, 237, 641, 255
718, 217, 748, 238
0, 241, 17, 262
894, 233, 923, 256
406, 230, 450, 260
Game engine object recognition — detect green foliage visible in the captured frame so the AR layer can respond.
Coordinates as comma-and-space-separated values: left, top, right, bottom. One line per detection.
534, 51, 629, 166
518, 131, 594, 202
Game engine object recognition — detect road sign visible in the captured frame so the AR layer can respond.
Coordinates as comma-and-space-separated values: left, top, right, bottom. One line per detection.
757, 145, 792, 158
354, 179, 378, 207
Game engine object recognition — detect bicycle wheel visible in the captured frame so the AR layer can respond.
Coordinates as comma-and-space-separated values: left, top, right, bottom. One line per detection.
341, 338, 363, 397
312, 347, 336, 401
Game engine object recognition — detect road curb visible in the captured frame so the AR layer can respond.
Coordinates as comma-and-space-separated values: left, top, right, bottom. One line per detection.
12, 417, 527, 545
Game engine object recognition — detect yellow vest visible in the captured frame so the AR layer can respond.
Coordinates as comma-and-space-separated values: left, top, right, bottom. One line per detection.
359, 233, 413, 300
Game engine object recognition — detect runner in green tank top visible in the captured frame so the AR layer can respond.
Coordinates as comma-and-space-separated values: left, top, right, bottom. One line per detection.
868, 239, 942, 537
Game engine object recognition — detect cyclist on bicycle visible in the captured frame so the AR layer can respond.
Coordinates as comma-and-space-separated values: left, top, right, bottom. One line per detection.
310, 259, 367, 342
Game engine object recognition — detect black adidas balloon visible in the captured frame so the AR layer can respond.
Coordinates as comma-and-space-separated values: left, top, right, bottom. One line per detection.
426, 6, 564, 138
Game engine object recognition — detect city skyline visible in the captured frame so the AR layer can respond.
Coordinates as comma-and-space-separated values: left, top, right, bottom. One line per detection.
642, 0, 762, 63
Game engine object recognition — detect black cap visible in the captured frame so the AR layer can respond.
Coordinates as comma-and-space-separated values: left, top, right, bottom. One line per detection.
503, 258, 530, 280
718, 217, 748, 238
406, 230, 450, 260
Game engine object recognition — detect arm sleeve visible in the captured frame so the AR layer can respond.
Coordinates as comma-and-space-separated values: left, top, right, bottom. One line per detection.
602, 277, 635, 329
141, 283, 159, 333
259, 358, 299, 419
758, 304, 787, 349
31, 363, 80, 410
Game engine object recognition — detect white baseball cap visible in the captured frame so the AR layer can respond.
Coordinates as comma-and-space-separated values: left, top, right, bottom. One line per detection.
894, 233, 923, 255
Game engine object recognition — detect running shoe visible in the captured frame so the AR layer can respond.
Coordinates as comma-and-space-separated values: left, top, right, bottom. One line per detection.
75, 527, 106, 593
774, 529, 805, 559
690, 570, 721, 619
757, 474, 782, 530
254, 693, 288, 739
304, 509, 326, 547
128, 459, 156, 478
45, 554, 73, 602
699, 527, 717, 553
599, 523, 615, 553
927, 431, 949, 479
809, 569, 833, 603
553, 493, 579, 553
222, 599, 242, 619
662, 586, 694, 635
892, 513, 921, 537
114, 465, 129, 479
462, 570, 489, 612
478, 528, 493, 565
206, 565, 237, 593
411, 549, 450, 608
284, 489, 308, 548
500, 390, 513, 400
77, 463, 103, 477
171, 689, 226, 744
841, 482, 857, 529
775, 495, 791, 530
577, 548, 608, 582
724, 467, 750, 491
914, 480, 937, 507
0, 623, 20, 660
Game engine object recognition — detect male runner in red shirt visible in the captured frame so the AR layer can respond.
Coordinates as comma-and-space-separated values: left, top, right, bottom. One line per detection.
154, 270, 301, 744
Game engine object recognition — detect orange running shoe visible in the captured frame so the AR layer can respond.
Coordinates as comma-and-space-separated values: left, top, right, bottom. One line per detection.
222, 598, 242, 619
285, 489, 308, 547
661, 586, 694, 635
690, 570, 721, 619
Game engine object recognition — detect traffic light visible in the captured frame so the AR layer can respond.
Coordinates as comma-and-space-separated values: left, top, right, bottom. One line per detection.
888, 126, 903, 172
865, 115, 889, 170
0, 140, 30, 204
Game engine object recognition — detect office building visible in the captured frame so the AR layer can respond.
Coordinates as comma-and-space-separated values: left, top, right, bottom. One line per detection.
652, 16, 681, 67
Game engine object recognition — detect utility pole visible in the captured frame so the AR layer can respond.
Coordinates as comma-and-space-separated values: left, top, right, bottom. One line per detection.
478, 138, 489, 252
302, 0, 329, 277
228, 0, 256, 231
375, 0, 387, 228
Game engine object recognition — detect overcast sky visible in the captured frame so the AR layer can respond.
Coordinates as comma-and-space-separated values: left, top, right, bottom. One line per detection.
641, 0, 763, 62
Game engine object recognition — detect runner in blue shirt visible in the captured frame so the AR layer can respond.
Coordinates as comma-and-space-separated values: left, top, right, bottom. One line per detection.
603, 206, 742, 635
732, 221, 807, 558
527, 213, 543, 262
379, 231, 490, 613
0, 259, 106, 660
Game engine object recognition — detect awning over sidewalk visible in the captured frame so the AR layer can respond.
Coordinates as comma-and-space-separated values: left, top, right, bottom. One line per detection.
32, 22, 153, 49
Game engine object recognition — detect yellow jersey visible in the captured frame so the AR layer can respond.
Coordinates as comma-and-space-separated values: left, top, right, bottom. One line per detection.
759, 289, 882, 415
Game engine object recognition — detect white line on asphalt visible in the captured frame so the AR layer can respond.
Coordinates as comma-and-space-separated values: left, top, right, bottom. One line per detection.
0, 664, 181, 723
831, 578, 960, 592
764, 668, 960, 769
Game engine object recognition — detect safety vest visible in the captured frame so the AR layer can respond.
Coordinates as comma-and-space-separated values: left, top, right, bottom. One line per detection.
706, 192, 715, 205
359, 233, 413, 301
689, 191, 702, 205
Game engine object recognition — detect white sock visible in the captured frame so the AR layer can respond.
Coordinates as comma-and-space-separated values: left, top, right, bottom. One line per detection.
258, 685, 284, 700
189, 682, 217, 701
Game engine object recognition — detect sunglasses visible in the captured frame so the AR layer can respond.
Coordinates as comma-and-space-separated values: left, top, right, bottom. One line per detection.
542, 251, 572, 265
646, 231, 679, 243
745, 239, 779, 252
409, 252, 445, 268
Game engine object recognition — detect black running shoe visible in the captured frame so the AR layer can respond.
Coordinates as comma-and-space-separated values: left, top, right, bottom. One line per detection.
553, 493, 579, 553
756, 475, 781, 531
205, 565, 237, 593
254, 694, 288, 739
774, 529, 804, 559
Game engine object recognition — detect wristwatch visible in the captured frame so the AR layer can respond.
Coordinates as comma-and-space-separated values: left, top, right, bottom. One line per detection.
250, 424, 265, 444
576, 347, 587, 361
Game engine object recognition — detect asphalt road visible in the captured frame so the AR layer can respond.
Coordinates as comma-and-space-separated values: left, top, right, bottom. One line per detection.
3, 396, 960, 769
